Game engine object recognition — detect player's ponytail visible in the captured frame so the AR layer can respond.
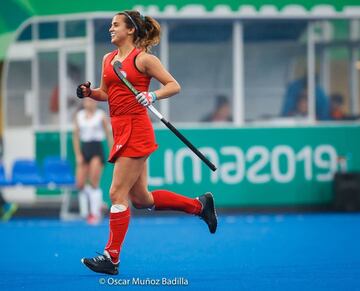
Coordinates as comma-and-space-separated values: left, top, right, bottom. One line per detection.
118, 11, 160, 52
139, 16, 160, 52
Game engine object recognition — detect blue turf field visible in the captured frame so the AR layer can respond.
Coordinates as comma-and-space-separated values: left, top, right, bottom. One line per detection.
0, 213, 360, 290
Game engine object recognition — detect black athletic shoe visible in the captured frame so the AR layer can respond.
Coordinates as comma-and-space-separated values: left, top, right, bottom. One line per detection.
198, 192, 218, 234
81, 251, 119, 275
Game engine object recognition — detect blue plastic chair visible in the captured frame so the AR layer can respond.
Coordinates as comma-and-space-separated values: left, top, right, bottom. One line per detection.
11, 159, 45, 185
43, 156, 75, 186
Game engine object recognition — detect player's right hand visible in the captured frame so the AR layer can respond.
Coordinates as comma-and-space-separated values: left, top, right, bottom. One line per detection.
76, 81, 92, 98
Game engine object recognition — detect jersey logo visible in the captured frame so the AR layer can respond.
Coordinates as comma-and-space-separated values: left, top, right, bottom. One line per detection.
116, 144, 122, 151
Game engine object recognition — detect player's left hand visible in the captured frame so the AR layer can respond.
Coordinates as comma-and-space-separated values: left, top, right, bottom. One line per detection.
136, 91, 157, 107
76, 81, 92, 98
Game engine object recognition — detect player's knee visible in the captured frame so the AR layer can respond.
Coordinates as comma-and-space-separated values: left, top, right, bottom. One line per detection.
76, 181, 85, 190
89, 180, 99, 189
109, 184, 127, 204
109, 188, 119, 204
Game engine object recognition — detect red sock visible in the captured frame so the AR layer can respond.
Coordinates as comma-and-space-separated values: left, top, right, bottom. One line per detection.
152, 190, 202, 215
104, 207, 130, 263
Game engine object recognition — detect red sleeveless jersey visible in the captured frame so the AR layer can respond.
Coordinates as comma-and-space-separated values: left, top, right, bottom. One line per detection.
103, 48, 151, 116
103, 48, 158, 160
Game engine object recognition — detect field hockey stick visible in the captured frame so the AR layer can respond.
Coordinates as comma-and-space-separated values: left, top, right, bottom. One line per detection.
113, 60, 217, 172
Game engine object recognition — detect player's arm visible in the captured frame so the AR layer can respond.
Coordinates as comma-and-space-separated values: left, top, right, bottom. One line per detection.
73, 118, 83, 165
136, 53, 181, 102
102, 113, 113, 149
77, 54, 109, 101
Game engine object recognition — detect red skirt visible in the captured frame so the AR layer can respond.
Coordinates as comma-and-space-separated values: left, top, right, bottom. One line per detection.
108, 114, 158, 163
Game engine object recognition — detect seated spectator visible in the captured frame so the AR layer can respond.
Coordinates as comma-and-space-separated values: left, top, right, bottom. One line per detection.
286, 88, 308, 117
329, 93, 360, 121
201, 95, 233, 122
330, 93, 346, 120
281, 76, 330, 120
50, 63, 82, 123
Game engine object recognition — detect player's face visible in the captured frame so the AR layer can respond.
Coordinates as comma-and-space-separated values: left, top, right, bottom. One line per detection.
109, 15, 134, 45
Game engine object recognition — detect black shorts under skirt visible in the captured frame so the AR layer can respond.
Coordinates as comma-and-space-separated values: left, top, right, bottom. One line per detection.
81, 141, 105, 164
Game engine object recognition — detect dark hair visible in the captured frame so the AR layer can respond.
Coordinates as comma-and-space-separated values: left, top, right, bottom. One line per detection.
215, 95, 230, 108
117, 10, 160, 52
